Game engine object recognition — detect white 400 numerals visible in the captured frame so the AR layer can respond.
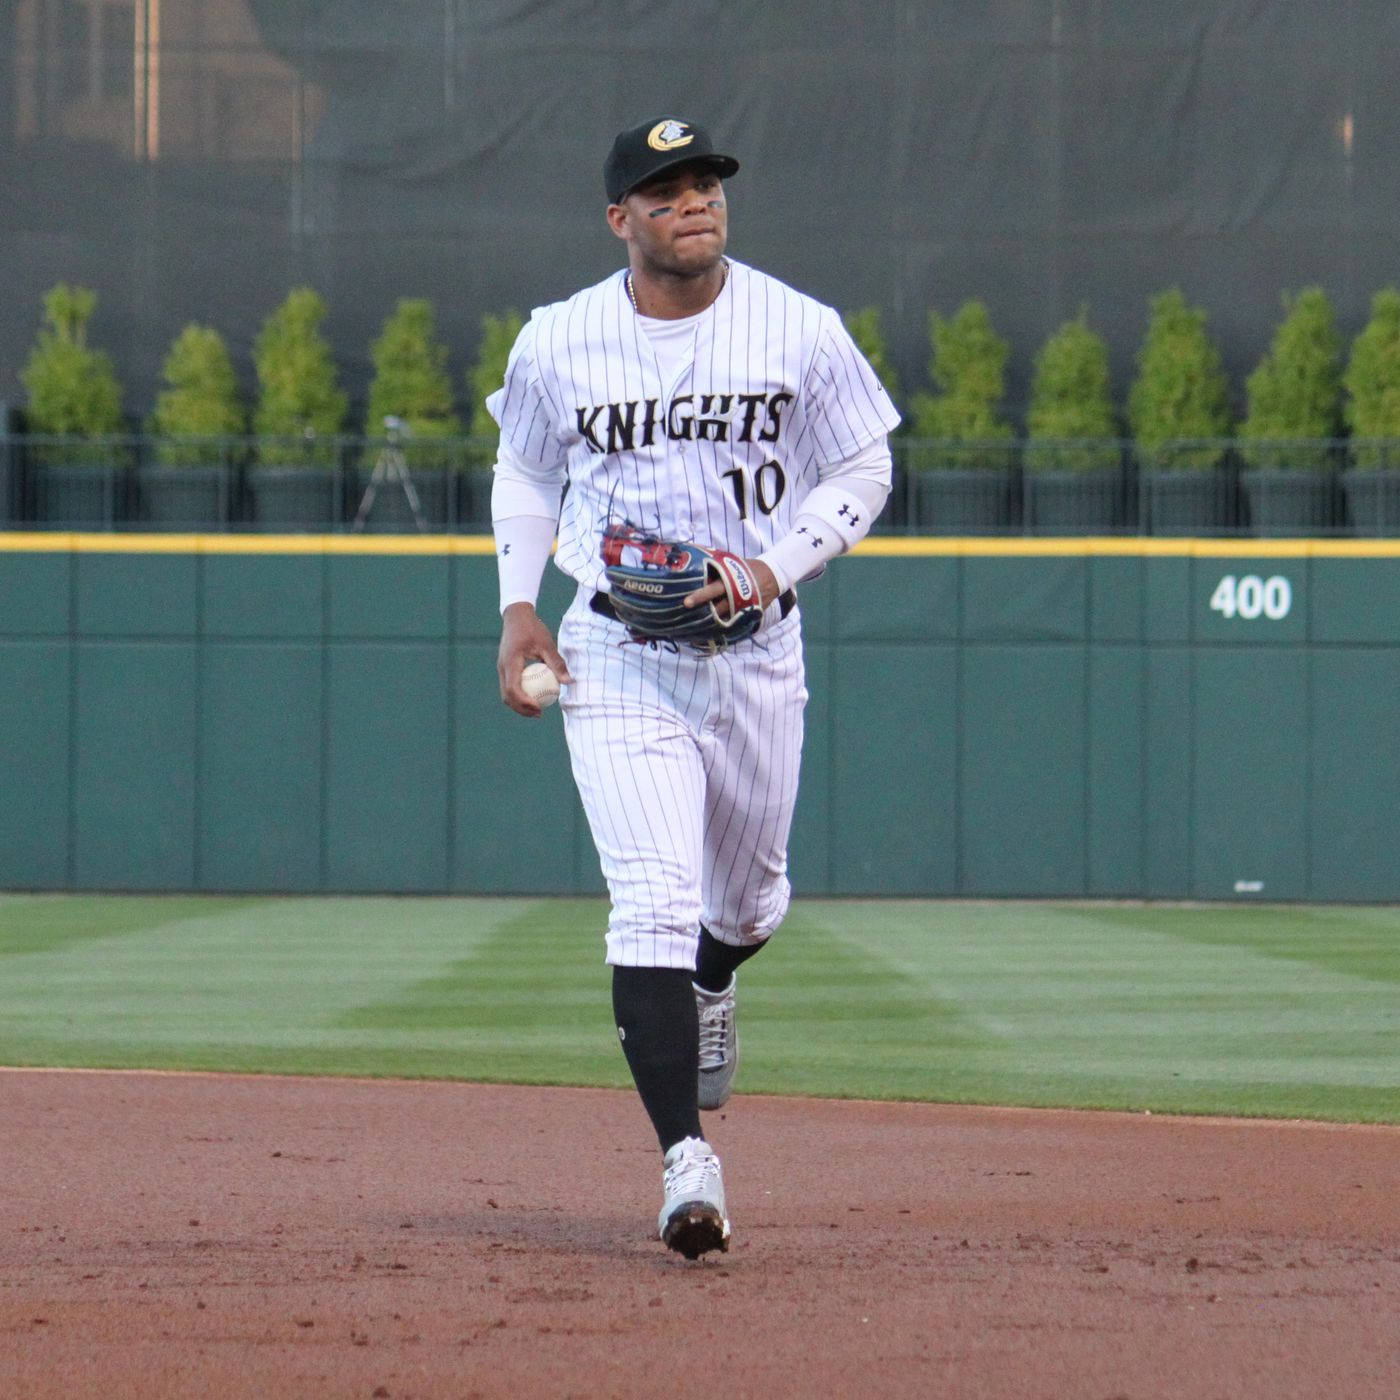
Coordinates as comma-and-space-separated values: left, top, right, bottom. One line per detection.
1209, 574, 1293, 620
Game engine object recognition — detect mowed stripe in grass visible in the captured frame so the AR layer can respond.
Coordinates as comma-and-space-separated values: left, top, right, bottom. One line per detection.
0, 895, 543, 1077
0, 895, 1396, 1121
761, 901, 1400, 1120
332, 898, 624, 1085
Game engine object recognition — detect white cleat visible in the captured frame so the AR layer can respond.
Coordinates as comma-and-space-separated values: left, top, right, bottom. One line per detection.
695, 976, 738, 1110
658, 1136, 731, 1259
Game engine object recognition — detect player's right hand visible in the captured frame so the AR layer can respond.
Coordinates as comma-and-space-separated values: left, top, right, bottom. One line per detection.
498, 602, 573, 717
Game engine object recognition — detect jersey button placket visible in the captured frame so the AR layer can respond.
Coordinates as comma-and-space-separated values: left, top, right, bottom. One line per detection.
670, 360, 696, 537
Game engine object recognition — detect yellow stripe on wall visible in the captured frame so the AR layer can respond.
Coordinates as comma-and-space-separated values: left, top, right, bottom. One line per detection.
0, 533, 500, 555
851, 535, 1400, 559
0, 533, 1397, 559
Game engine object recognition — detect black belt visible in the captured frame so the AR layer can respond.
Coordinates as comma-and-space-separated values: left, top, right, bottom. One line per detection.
590, 588, 796, 624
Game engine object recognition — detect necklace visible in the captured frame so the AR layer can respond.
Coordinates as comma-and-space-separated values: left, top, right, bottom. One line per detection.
626, 261, 728, 314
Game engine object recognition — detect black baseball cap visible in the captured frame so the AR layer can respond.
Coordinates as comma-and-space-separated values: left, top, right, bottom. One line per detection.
604, 117, 740, 204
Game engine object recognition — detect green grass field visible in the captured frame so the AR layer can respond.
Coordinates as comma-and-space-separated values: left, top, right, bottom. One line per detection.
1, 895, 1396, 1124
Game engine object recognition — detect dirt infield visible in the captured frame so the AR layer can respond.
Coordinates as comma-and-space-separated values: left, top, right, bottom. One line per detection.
2, 1071, 1396, 1399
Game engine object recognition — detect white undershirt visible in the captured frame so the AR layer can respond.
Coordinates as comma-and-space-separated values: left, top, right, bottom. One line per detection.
635, 308, 707, 382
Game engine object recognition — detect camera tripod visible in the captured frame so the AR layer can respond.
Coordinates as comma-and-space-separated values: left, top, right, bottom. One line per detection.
352, 422, 428, 532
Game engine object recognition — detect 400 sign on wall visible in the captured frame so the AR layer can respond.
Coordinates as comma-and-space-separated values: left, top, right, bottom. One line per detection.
1209, 574, 1293, 621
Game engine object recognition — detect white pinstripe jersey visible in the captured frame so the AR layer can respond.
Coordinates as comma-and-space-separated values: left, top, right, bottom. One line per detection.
486, 258, 900, 591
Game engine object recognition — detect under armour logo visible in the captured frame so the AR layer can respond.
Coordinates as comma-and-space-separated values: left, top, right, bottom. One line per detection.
838, 504, 861, 526
798, 525, 823, 548
501, 543, 512, 555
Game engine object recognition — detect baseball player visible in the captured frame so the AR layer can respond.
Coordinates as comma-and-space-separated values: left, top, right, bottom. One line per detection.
489, 116, 898, 1259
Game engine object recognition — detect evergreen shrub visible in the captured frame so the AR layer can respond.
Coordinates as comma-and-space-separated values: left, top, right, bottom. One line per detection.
253, 288, 347, 467
908, 300, 1012, 468
20, 284, 124, 455
1239, 287, 1341, 472
1343, 287, 1400, 470
149, 324, 244, 466
366, 298, 462, 469
1127, 289, 1231, 472
1025, 311, 1117, 473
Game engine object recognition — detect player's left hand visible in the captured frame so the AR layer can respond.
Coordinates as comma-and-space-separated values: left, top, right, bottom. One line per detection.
600, 524, 770, 653
684, 557, 781, 617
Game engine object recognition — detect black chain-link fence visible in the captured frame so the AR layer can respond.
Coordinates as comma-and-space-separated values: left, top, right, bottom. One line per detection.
3, 434, 1397, 537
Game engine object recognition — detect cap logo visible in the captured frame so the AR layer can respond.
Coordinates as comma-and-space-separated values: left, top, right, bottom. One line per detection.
647, 120, 694, 152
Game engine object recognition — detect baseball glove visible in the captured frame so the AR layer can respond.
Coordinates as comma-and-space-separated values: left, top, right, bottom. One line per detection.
600, 521, 765, 654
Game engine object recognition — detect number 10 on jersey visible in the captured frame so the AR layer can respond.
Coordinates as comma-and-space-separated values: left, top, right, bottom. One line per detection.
722, 460, 788, 520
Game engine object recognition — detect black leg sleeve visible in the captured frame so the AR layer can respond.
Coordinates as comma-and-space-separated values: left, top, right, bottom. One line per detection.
611, 966, 703, 1152
693, 925, 767, 993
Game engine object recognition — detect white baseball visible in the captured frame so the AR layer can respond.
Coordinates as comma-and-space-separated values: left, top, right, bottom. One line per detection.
521, 661, 561, 709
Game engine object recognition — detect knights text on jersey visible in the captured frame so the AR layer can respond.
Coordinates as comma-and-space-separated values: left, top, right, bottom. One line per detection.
486, 259, 900, 591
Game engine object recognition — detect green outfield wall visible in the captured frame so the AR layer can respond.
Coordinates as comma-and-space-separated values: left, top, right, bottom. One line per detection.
1, 535, 1397, 902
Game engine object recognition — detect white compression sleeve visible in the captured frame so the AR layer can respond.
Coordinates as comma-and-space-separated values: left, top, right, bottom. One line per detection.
492, 441, 561, 612
758, 439, 893, 592
493, 511, 556, 612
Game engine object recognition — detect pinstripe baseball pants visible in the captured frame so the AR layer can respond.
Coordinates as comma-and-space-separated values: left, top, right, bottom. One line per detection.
558, 587, 807, 969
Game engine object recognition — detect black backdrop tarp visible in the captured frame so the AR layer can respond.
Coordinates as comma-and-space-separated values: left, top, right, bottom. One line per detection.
3, 0, 1398, 426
